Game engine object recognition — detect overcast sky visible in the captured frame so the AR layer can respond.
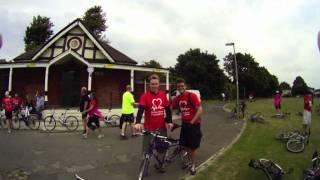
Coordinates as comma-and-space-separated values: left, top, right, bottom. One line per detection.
0, 0, 320, 88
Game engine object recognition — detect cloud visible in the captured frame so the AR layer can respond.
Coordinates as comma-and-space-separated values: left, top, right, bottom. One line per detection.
0, 0, 319, 88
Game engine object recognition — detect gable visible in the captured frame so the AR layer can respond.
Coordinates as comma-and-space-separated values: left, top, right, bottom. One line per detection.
37, 26, 110, 63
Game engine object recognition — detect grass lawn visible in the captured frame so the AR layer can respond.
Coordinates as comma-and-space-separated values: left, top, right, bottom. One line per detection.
194, 97, 320, 180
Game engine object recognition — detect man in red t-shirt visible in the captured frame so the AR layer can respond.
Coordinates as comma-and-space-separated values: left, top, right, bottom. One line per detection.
134, 74, 173, 172
303, 92, 312, 135
172, 78, 203, 175
12, 93, 23, 111
2, 91, 13, 133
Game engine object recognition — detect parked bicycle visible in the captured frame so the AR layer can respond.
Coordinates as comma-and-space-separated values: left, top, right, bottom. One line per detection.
248, 158, 292, 180
275, 129, 309, 153
74, 174, 85, 180
11, 106, 41, 130
271, 112, 291, 119
248, 112, 265, 123
137, 130, 179, 180
43, 109, 79, 131
303, 150, 320, 180
102, 108, 120, 127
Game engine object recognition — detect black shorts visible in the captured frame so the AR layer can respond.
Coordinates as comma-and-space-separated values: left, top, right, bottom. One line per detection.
5, 111, 12, 119
87, 115, 100, 130
179, 122, 202, 150
81, 112, 88, 119
121, 113, 134, 123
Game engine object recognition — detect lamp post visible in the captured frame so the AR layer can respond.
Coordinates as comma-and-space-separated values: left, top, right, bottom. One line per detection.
226, 42, 239, 119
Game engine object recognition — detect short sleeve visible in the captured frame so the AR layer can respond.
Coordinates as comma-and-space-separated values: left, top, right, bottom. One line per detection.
130, 93, 135, 104
162, 92, 170, 107
190, 93, 201, 108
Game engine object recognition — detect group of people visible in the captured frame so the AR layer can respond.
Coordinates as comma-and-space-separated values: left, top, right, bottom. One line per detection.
1, 91, 45, 133
273, 90, 313, 135
79, 74, 203, 175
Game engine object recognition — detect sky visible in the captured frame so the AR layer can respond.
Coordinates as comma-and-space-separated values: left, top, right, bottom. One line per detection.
0, 0, 320, 88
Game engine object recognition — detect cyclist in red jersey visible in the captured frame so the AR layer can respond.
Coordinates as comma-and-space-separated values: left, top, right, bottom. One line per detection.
134, 74, 173, 172
172, 79, 203, 175
2, 91, 13, 133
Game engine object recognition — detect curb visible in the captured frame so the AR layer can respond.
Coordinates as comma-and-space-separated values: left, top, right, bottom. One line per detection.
180, 104, 248, 180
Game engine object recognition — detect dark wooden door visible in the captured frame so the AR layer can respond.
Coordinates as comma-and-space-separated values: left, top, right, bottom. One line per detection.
61, 70, 80, 107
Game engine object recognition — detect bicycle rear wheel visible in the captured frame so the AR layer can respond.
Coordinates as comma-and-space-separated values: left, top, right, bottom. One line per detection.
138, 156, 149, 180
108, 115, 120, 127
28, 114, 41, 130
65, 116, 79, 131
44, 116, 56, 131
286, 139, 304, 153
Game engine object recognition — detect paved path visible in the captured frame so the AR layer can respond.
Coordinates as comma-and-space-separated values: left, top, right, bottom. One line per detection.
0, 102, 243, 180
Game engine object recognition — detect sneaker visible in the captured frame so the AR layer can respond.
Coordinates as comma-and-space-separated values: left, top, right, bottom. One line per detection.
154, 164, 165, 173
189, 165, 196, 175
7, 129, 11, 134
120, 135, 128, 140
97, 134, 104, 139
82, 134, 88, 139
131, 134, 138, 138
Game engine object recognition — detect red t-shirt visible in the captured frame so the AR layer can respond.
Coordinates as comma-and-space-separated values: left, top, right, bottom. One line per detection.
304, 95, 312, 112
12, 96, 22, 107
172, 91, 201, 124
2, 97, 13, 112
139, 91, 169, 130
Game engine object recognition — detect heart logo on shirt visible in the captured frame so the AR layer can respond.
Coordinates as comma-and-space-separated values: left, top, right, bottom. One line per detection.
179, 100, 188, 108
152, 98, 163, 111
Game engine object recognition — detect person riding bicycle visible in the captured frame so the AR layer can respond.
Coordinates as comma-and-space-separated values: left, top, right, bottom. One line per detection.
172, 78, 203, 175
134, 74, 173, 173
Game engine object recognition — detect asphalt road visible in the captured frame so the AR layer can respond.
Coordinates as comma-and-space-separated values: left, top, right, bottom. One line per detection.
0, 102, 243, 180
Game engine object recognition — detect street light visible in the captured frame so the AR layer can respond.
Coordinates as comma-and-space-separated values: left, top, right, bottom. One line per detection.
226, 42, 239, 119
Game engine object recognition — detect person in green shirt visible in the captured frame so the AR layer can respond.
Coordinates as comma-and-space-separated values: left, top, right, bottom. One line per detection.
120, 85, 138, 139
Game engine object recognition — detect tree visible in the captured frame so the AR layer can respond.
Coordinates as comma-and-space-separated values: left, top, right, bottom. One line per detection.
223, 52, 279, 97
24, 15, 54, 51
279, 82, 291, 90
143, 60, 162, 68
292, 76, 309, 96
82, 5, 107, 39
174, 48, 228, 98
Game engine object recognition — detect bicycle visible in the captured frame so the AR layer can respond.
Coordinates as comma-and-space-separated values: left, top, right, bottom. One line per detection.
248, 112, 265, 123
275, 129, 309, 153
248, 158, 292, 180
137, 130, 179, 180
11, 106, 41, 130
271, 112, 291, 119
303, 150, 320, 180
43, 109, 79, 131
274, 129, 302, 142
164, 123, 193, 170
286, 133, 309, 153
74, 174, 85, 180
102, 108, 120, 127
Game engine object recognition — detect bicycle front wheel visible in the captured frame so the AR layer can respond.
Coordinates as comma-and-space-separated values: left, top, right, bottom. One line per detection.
65, 116, 79, 131
108, 115, 120, 127
44, 116, 56, 131
28, 114, 41, 130
138, 157, 149, 180
286, 139, 304, 153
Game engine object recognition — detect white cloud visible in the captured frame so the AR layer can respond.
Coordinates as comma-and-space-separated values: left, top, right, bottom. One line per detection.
0, 0, 319, 88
